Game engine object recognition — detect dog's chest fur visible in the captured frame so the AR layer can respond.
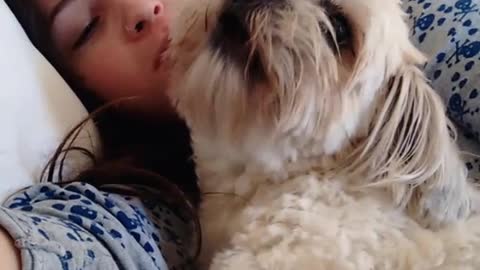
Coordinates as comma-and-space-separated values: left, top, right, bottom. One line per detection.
198, 169, 480, 270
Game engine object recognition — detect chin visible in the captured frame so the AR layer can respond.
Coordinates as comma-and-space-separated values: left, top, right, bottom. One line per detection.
166, 0, 480, 268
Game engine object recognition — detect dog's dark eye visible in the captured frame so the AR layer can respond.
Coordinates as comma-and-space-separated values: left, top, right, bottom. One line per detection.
330, 13, 351, 47
322, 2, 352, 50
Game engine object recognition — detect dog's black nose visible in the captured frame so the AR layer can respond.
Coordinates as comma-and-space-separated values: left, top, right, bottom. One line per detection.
210, 0, 269, 82
212, 3, 251, 50
230, 0, 284, 6
214, 0, 284, 45
228, 0, 284, 15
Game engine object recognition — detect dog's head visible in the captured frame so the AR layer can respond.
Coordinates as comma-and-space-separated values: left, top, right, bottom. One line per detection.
167, 0, 431, 168
167, 0, 471, 224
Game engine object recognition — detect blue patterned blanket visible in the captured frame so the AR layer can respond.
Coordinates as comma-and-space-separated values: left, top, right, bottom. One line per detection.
403, 0, 480, 179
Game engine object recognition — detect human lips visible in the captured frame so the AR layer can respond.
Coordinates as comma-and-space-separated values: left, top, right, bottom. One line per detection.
152, 43, 169, 71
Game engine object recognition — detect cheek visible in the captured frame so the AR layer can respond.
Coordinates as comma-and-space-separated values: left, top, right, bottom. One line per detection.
74, 47, 173, 116
84, 67, 140, 101
75, 45, 164, 101
77, 51, 148, 100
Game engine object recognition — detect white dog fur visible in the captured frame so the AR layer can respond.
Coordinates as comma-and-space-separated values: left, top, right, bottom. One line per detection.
166, 0, 480, 268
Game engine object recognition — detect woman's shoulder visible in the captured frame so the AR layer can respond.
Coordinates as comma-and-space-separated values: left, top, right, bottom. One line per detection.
0, 226, 20, 270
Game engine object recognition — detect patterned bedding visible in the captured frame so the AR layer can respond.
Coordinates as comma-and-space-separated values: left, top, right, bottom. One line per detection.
403, 0, 480, 179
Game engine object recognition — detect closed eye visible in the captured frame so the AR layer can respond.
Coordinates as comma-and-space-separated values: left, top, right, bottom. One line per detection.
72, 16, 100, 50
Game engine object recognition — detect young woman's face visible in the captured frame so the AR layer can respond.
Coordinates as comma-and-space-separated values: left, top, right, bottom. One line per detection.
36, 0, 175, 117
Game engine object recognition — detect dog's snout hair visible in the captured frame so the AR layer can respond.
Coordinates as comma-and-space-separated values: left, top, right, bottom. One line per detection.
208, 0, 355, 88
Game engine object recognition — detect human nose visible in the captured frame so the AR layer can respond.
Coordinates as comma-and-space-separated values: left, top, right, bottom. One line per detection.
123, 0, 164, 42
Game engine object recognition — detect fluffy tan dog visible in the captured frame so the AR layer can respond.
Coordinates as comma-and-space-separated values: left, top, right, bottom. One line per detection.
166, 0, 480, 268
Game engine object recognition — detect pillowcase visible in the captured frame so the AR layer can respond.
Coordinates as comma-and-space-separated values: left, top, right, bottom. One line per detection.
402, 0, 480, 179
0, 1, 100, 201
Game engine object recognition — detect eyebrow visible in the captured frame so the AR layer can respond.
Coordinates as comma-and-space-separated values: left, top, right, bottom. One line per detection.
49, 0, 75, 25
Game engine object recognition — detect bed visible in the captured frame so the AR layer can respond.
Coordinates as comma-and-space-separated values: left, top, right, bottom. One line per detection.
0, 0, 99, 201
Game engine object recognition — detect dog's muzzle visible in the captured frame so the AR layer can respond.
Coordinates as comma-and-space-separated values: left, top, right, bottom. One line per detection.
211, 0, 287, 47
210, 0, 285, 81
209, 0, 353, 82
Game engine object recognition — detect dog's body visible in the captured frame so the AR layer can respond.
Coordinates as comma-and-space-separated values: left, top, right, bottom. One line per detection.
166, 0, 480, 268
199, 173, 480, 270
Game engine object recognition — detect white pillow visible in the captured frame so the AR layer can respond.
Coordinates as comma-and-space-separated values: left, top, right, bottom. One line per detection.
0, 1, 100, 201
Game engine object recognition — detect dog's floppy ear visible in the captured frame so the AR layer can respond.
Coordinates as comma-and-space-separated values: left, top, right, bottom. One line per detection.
342, 63, 471, 225
378, 67, 467, 204
388, 67, 474, 225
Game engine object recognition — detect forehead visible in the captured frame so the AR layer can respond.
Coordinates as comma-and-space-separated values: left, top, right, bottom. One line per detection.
35, 0, 62, 17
